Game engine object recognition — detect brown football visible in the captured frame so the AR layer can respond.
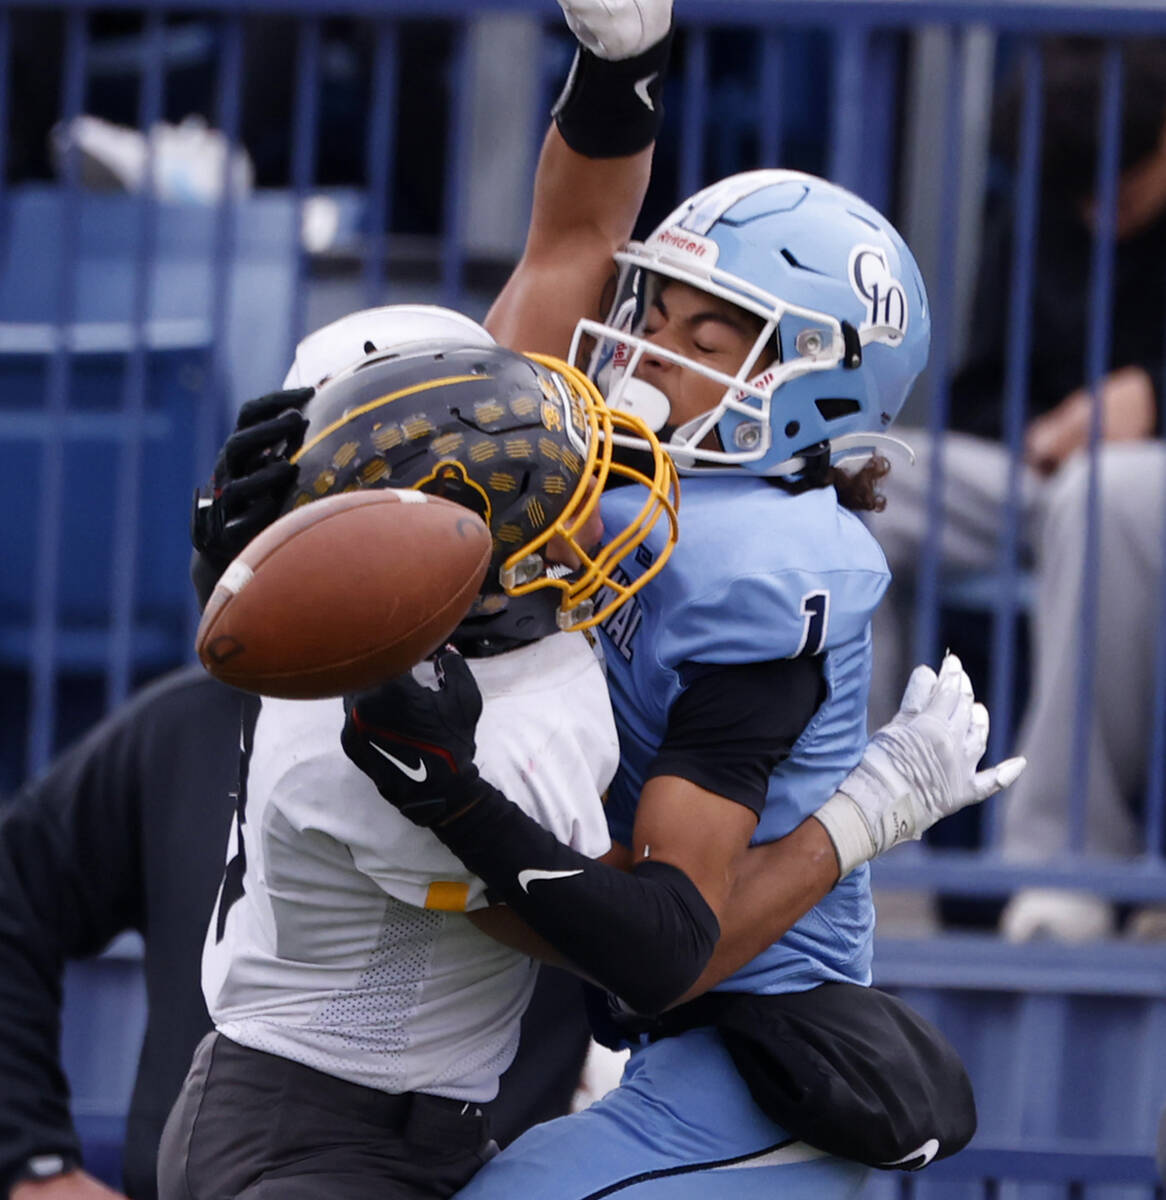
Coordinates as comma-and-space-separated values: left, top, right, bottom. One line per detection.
195, 489, 493, 699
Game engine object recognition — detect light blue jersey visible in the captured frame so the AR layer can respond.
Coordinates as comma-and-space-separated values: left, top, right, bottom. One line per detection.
597, 473, 890, 995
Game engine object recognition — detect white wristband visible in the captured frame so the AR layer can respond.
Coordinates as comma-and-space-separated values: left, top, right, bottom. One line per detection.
814, 792, 879, 879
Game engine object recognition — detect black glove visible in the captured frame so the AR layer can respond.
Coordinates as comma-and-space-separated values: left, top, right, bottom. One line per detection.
191, 387, 313, 564
341, 648, 485, 827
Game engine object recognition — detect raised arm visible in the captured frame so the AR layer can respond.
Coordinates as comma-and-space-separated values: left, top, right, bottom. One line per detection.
485, 0, 673, 356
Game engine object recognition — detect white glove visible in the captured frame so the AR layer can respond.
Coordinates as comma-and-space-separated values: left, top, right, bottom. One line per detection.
815, 653, 1027, 878
557, 0, 672, 60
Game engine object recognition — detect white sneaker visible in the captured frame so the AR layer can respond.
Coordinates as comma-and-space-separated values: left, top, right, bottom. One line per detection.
52, 114, 253, 203
999, 887, 1115, 943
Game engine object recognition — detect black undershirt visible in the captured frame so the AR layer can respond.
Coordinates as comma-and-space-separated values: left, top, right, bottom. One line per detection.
647, 656, 827, 816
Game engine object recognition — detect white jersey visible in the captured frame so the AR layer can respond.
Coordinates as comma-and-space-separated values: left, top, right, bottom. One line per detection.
202, 632, 614, 1102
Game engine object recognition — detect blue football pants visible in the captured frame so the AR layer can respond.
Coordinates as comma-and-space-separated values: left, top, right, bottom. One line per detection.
455, 1026, 869, 1199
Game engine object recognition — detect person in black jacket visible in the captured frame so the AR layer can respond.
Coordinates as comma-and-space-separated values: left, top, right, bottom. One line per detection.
0, 667, 245, 1200
869, 37, 1166, 941
0, 665, 592, 1200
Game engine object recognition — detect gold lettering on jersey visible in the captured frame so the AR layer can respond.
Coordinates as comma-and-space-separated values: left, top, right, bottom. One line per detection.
424, 881, 471, 911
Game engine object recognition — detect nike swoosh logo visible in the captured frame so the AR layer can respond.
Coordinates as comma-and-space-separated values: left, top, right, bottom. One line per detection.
369, 742, 428, 782
881, 1138, 939, 1170
517, 868, 584, 893
634, 71, 658, 111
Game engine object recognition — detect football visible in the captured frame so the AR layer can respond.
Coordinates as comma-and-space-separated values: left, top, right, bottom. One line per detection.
195, 490, 493, 699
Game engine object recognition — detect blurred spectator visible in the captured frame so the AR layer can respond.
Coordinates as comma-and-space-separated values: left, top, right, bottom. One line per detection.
869, 37, 1166, 941
0, 667, 243, 1199
0, 665, 590, 1199
5, 14, 452, 235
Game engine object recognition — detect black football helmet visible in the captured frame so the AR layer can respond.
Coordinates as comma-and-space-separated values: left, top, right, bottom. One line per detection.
286, 342, 678, 655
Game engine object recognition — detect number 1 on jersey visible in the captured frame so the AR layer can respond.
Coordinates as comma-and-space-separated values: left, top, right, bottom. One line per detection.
796, 590, 830, 656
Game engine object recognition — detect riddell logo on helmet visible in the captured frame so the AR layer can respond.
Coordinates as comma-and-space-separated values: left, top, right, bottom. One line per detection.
651, 226, 719, 264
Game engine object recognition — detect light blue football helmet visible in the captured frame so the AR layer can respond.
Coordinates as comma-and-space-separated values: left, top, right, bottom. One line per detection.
571, 169, 931, 476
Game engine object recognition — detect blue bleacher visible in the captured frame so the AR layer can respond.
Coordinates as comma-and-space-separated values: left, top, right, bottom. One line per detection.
0, 185, 302, 780
0, 323, 208, 673
0, 185, 301, 411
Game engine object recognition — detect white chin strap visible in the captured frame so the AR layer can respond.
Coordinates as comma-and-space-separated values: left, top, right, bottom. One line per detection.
828, 431, 917, 468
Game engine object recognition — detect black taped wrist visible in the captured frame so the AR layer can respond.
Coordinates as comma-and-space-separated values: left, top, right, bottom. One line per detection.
552, 27, 674, 158
437, 777, 718, 1014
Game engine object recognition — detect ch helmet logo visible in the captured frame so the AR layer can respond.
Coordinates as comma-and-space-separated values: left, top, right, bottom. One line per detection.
848, 245, 909, 343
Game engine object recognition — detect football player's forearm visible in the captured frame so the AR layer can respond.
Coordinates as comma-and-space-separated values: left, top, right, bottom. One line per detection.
670, 819, 840, 1005
467, 843, 637, 974
484, 132, 651, 356
526, 127, 653, 255
431, 780, 718, 1015
485, 8, 671, 355
467, 905, 573, 970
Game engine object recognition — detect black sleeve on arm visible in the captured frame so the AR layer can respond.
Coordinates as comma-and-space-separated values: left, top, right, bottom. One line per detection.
648, 656, 826, 816
0, 699, 147, 1192
432, 790, 719, 1016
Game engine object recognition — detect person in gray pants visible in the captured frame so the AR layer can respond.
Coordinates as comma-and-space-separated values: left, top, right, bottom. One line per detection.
869, 37, 1166, 941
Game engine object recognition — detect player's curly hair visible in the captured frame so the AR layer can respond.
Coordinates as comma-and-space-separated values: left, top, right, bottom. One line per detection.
831, 455, 892, 513
773, 451, 891, 513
